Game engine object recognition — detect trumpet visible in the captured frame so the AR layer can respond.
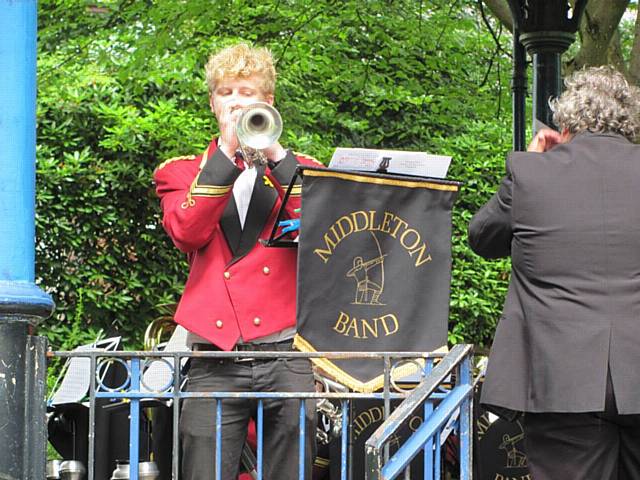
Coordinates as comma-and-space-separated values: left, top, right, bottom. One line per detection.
236, 102, 283, 167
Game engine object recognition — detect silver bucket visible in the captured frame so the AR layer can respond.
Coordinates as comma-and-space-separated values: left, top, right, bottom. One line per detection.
46, 459, 62, 479
111, 460, 160, 480
59, 460, 86, 480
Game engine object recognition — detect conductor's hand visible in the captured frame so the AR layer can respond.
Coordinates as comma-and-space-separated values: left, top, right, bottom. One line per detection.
527, 128, 564, 153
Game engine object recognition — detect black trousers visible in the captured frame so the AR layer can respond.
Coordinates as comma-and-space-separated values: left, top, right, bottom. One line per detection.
179, 356, 317, 479
523, 372, 640, 480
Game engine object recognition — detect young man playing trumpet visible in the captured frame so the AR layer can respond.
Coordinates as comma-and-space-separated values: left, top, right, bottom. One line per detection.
154, 42, 319, 479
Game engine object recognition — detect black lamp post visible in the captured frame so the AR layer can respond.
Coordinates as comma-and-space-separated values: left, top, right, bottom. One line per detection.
506, 0, 589, 150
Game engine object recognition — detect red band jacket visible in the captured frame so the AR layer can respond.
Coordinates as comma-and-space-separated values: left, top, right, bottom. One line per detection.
154, 138, 321, 350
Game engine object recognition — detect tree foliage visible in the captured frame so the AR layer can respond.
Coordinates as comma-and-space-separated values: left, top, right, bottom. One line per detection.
482, 0, 640, 83
36, 0, 523, 349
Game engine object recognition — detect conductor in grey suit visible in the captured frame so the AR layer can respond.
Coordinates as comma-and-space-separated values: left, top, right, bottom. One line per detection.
469, 66, 640, 480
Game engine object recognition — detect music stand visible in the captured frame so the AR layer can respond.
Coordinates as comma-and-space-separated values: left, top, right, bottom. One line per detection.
265, 165, 314, 247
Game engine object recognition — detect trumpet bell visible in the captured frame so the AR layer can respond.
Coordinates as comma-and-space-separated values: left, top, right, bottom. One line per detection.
236, 102, 282, 150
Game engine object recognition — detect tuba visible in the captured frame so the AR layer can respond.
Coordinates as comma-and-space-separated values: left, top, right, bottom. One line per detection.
143, 303, 178, 351
236, 102, 282, 168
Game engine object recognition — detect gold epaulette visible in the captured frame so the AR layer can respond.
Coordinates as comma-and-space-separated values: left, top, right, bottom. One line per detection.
294, 151, 324, 166
154, 155, 197, 174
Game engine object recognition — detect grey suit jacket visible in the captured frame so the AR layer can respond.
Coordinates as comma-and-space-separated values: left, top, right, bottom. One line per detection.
469, 132, 640, 414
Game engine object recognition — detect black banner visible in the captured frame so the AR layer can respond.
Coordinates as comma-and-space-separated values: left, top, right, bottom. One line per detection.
474, 383, 531, 480
329, 399, 427, 479
294, 168, 460, 391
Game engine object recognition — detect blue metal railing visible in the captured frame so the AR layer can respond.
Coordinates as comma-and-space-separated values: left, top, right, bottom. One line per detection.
49, 346, 474, 480
365, 344, 473, 479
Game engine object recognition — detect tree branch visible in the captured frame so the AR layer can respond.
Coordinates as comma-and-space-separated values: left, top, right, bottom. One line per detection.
570, 0, 590, 30
435, 0, 460, 51
275, 4, 331, 68
571, 0, 629, 69
629, 5, 640, 84
477, 0, 510, 57
607, 29, 629, 79
481, 0, 513, 33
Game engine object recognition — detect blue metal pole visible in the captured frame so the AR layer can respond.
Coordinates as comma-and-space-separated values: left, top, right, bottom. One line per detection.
0, 1, 54, 478
257, 400, 264, 480
341, 400, 349, 480
0, 0, 37, 283
299, 399, 306, 480
423, 360, 434, 478
129, 358, 141, 480
216, 400, 223, 480
459, 356, 472, 480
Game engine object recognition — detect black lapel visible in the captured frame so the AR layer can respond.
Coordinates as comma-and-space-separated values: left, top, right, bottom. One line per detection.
220, 195, 242, 256
232, 165, 278, 263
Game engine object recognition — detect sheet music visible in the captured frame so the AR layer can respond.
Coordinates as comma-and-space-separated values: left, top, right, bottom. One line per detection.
140, 325, 189, 393
329, 148, 381, 171
49, 337, 120, 405
329, 147, 451, 179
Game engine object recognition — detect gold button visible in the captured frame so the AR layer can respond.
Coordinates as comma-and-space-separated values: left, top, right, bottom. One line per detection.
224, 271, 231, 279
215, 320, 223, 328
253, 317, 261, 326
263, 266, 270, 275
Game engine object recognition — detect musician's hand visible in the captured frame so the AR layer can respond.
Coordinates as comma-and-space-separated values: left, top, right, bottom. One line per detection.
263, 141, 288, 163
527, 128, 564, 153
218, 102, 243, 159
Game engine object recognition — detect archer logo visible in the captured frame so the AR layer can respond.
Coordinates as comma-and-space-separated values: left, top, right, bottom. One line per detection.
499, 421, 528, 469
346, 232, 387, 305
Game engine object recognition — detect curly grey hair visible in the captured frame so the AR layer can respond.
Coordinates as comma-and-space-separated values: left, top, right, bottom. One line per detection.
551, 66, 640, 141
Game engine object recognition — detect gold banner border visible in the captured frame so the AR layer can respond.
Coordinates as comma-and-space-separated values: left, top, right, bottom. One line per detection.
302, 168, 460, 192
293, 334, 438, 393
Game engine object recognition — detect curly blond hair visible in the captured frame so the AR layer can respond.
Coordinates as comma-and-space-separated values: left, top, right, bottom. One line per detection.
551, 66, 640, 141
205, 43, 276, 96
